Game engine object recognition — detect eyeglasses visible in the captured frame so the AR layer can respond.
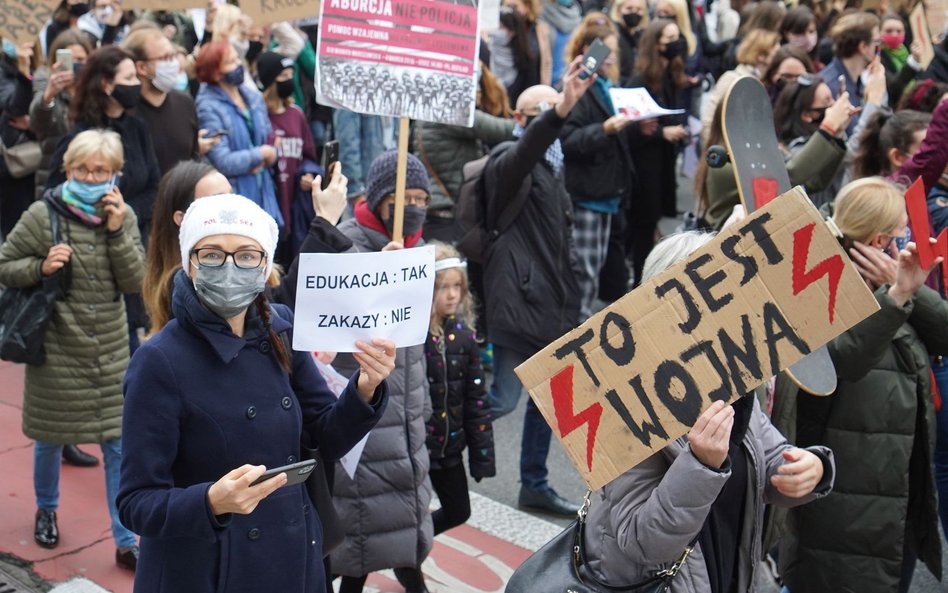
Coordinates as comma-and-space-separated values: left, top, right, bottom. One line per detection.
72, 166, 115, 182
190, 248, 267, 269
382, 193, 431, 207
522, 100, 560, 116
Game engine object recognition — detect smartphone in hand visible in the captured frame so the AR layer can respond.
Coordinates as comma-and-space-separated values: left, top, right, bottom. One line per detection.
55, 48, 73, 72
578, 38, 610, 80
249, 459, 316, 488
320, 140, 340, 191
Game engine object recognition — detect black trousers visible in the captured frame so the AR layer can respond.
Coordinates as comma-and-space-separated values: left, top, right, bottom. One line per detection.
430, 460, 471, 536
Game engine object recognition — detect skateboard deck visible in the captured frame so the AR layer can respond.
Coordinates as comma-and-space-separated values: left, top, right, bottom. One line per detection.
719, 76, 836, 396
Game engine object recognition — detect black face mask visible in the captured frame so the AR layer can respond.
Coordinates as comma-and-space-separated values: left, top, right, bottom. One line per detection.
276, 78, 295, 99
384, 204, 426, 236
110, 83, 141, 109
809, 107, 827, 125
246, 41, 264, 64
69, 2, 90, 16
660, 38, 686, 59
622, 12, 642, 29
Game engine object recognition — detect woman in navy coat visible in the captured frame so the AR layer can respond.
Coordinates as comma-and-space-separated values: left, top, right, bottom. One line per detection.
118, 194, 395, 593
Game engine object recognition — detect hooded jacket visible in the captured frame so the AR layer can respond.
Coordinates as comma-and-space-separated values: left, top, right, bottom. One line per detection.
0, 187, 144, 444
581, 397, 834, 593
329, 217, 434, 576
118, 271, 388, 593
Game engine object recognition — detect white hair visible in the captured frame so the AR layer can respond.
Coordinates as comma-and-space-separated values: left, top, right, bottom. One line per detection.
641, 231, 717, 282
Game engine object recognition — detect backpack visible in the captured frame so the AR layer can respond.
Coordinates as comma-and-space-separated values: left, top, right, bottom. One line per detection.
456, 142, 532, 264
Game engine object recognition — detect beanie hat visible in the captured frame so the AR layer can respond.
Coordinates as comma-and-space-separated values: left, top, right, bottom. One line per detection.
364, 150, 431, 212
255, 51, 294, 91
179, 194, 280, 278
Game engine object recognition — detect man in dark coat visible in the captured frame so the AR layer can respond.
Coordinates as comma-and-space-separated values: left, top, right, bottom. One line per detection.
481, 58, 594, 517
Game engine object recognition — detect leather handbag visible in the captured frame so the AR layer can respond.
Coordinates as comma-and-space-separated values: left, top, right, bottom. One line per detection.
0, 203, 66, 365
300, 429, 346, 557
1, 136, 42, 179
505, 492, 696, 593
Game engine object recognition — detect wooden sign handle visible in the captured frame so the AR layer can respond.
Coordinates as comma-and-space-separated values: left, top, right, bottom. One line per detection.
391, 117, 411, 244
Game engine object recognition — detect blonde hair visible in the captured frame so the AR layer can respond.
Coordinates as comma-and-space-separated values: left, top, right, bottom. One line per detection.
736, 29, 780, 65
610, 0, 650, 30
212, 4, 245, 41
63, 129, 124, 172
642, 231, 716, 282
565, 13, 620, 83
657, 0, 696, 55
832, 177, 905, 244
429, 242, 477, 336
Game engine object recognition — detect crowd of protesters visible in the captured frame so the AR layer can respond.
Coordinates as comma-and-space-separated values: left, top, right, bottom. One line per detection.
2, 0, 948, 592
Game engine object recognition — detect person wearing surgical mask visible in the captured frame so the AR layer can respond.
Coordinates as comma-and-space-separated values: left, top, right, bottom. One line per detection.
877, 13, 927, 107
123, 28, 207, 175
780, 5, 822, 70
609, 0, 649, 85
0, 128, 145, 570
75, 0, 129, 47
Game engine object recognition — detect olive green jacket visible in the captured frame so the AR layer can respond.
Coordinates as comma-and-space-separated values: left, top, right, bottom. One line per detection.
413, 110, 516, 212
705, 130, 846, 229
0, 195, 145, 443
778, 285, 946, 593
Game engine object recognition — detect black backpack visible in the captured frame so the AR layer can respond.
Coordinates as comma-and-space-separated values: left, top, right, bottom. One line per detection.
455, 143, 531, 264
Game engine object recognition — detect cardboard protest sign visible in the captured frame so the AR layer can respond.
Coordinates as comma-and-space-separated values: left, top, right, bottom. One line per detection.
515, 188, 879, 490
239, 0, 320, 27
0, 0, 57, 45
904, 177, 948, 287
911, 1, 936, 70
315, 0, 480, 126
293, 245, 435, 352
609, 88, 685, 121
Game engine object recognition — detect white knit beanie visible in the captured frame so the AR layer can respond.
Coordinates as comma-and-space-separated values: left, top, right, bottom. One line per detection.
179, 194, 279, 278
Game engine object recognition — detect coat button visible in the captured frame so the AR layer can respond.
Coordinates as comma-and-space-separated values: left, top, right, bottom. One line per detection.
247, 528, 260, 541
260, 340, 271, 353
246, 406, 256, 419
281, 397, 292, 409
303, 504, 310, 515
286, 455, 296, 464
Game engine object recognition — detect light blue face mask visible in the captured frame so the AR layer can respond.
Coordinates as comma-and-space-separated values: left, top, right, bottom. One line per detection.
2, 39, 17, 60
173, 72, 189, 92
65, 176, 116, 204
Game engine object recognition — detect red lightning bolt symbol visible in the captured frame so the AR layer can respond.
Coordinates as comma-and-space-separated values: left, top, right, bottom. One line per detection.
550, 365, 602, 473
792, 222, 844, 324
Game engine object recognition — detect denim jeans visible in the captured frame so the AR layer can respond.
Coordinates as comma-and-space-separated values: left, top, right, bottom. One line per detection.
331, 110, 387, 198
488, 345, 552, 492
34, 438, 137, 548
933, 357, 948, 538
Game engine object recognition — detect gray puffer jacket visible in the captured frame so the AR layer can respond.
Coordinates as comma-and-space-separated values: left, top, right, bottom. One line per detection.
329, 218, 433, 576
581, 397, 835, 593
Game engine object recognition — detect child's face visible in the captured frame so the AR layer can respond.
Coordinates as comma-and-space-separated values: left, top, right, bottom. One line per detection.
433, 269, 464, 318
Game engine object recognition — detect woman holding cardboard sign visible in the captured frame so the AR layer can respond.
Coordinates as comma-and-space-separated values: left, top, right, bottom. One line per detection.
578, 231, 835, 593
118, 194, 394, 593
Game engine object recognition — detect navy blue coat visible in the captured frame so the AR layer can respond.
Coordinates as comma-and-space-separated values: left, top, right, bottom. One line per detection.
118, 271, 387, 593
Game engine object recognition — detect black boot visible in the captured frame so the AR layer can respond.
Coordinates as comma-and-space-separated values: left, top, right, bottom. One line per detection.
34, 509, 59, 548
62, 444, 99, 467
393, 567, 430, 593
517, 486, 580, 518
116, 545, 139, 571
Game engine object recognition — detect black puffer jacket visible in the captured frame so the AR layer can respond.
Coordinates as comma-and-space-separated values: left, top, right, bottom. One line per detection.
424, 317, 495, 478
482, 108, 581, 355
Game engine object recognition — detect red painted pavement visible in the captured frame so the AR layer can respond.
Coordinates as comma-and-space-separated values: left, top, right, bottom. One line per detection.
0, 361, 532, 592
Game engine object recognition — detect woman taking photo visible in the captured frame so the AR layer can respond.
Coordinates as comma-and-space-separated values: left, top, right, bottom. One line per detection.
118, 193, 394, 593
0, 129, 144, 568
195, 40, 281, 227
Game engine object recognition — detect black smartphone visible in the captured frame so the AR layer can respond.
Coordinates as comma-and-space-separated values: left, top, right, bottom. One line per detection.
578, 38, 610, 80
321, 140, 340, 190
249, 459, 316, 488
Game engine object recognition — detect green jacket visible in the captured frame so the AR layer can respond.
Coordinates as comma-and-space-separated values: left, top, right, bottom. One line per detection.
705, 130, 846, 229
0, 195, 145, 444
779, 285, 946, 593
413, 111, 516, 212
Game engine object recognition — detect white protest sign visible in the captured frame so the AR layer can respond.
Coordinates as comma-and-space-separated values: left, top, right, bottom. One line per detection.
609, 88, 686, 121
314, 357, 367, 479
293, 246, 436, 352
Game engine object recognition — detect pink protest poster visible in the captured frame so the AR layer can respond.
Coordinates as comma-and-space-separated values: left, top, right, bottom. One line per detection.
315, 0, 480, 127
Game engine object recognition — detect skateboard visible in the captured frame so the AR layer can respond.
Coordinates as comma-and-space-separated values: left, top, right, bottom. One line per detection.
717, 76, 837, 396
